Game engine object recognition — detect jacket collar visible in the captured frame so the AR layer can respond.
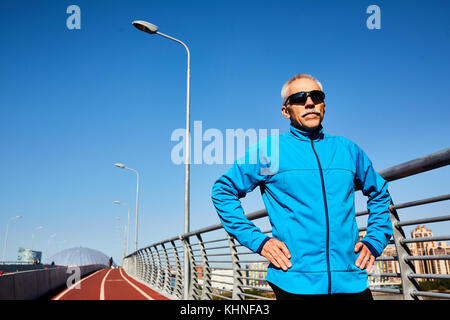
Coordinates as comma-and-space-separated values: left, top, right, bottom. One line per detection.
289, 123, 324, 141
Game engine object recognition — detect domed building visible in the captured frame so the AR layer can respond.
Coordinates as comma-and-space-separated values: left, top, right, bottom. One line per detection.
46, 247, 112, 267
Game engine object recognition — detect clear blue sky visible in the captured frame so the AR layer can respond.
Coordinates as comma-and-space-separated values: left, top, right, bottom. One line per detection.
0, 0, 449, 264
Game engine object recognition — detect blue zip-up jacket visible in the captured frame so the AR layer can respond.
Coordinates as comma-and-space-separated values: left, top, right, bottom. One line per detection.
211, 124, 393, 294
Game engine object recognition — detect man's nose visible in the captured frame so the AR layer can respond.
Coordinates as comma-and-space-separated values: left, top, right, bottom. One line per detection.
304, 96, 315, 108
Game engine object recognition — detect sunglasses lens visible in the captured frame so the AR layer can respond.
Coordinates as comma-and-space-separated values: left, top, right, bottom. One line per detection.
310, 91, 325, 103
288, 93, 307, 105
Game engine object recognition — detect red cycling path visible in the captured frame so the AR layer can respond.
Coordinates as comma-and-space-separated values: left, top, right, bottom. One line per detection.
52, 267, 170, 300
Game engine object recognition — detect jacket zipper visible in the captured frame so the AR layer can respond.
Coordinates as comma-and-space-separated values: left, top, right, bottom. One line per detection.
310, 138, 332, 294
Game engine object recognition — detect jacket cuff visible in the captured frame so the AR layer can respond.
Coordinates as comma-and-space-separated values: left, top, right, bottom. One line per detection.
360, 240, 380, 258
256, 236, 271, 254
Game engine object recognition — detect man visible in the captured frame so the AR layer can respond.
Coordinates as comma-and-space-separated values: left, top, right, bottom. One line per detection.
211, 74, 393, 300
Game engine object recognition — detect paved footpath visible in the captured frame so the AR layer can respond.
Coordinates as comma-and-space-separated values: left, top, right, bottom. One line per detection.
52, 268, 170, 300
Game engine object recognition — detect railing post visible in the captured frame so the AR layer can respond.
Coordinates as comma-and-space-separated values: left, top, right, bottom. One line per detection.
389, 200, 421, 300
161, 243, 172, 295
148, 247, 157, 287
137, 251, 143, 280
181, 235, 195, 299
141, 250, 147, 281
196, 233, 212, 300
188, 241, 201, 300
141, 251, 147, 281
172, 240, 183, 299
227, 233, 245, 300
133, 253, 139, 277
143, 248, 152, 284
154, 245, 164, 290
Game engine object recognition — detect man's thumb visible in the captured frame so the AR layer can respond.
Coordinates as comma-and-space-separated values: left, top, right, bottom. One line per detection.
354, 242, 363, 252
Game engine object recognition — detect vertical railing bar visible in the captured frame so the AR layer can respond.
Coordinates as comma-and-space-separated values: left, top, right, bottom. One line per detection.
182, 236, 196, 299
171, 240, 183, 299
228, 233, 245, 300
196, 233, 212, 300
135, 252, 140, 279
161, 243, 172, 296
154, 244, 164, 290
138, 251, 144, 280
148, 247, 157, 286
389, 200, 421, 300
137, 251, 143, 281
143, 248, 152, 284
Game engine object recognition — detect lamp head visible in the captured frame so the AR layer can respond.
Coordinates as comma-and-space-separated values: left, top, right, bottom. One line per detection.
114, 163, 126, 169
132, 20, 158, 34
113, 201, 121, 205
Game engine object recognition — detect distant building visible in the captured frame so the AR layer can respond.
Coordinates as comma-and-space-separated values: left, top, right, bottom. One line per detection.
17, 248, 42, 263
46, 247, 111, 266
409, 226, 450, 278
358, 231, 398, 285
246, 262, 270, 289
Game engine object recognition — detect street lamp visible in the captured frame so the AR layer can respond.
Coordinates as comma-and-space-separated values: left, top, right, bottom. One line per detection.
114, 200, 130, 256
2, 216, 22, 262
31, 226, 44, 250
114, 163, 139, 251
132, 20, 191, 299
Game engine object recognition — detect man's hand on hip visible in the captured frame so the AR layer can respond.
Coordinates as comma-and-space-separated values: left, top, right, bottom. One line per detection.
261, 238, 292, 271
354, 242, 375, 272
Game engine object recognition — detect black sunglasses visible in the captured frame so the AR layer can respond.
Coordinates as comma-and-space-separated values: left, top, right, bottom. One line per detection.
284, 90, 325, 106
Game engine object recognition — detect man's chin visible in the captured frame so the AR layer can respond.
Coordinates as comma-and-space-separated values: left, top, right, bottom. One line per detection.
302, 121, 321, 130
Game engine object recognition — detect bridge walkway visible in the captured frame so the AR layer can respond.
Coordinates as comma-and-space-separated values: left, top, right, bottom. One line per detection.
52, 267, 169, 300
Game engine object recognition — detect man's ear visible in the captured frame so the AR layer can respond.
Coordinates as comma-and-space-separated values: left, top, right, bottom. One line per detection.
281, 105, 290, 119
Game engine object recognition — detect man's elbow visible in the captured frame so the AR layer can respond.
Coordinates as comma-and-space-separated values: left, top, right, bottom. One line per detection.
211, 179, 223, 205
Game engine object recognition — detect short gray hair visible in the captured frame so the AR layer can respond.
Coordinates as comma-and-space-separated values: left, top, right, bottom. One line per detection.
281, 74, 323, 104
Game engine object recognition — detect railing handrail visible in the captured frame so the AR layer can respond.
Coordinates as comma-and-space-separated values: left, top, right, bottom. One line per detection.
126, 147, 450, 258
378, 148, 450, 181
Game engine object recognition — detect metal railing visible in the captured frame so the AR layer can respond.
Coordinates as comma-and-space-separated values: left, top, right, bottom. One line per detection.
123, 148, 450, 300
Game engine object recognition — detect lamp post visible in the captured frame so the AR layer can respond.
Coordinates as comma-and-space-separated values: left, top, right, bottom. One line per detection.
114, 201, 130, 256
47, 233, 56, 263
132, 20, 191, 299
2, 216, 22, 262
113, 217, 125, 259
114, 163, 139, 252
31, 226, 44, 251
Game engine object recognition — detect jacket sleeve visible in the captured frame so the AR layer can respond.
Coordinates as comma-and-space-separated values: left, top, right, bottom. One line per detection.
353, 143, 393, 258
211, 142, 272, 254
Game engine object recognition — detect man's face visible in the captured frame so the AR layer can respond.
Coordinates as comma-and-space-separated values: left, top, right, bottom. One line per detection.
281, 78, 325, 131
